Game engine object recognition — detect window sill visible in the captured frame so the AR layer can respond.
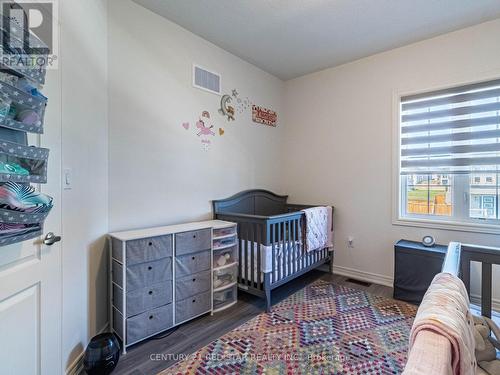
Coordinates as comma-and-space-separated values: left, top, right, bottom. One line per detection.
393, 217, 500, 235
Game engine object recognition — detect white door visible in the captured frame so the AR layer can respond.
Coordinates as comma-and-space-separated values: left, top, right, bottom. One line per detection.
0, 65, 63, 373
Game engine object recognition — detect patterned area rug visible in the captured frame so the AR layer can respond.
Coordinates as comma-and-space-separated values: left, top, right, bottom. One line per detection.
161, 279, 418, 374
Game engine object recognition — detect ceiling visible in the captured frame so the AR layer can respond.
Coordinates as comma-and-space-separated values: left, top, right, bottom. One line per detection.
133, 0, 500, 80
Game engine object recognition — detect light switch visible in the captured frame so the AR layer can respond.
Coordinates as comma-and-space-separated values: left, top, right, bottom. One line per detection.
63, 168, 72, 190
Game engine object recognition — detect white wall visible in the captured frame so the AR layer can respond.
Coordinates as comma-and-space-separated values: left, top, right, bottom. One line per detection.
60, 0, 108, 369
282, 19, 500, 303
108, 0, 285, 232
57, 4, 500, 370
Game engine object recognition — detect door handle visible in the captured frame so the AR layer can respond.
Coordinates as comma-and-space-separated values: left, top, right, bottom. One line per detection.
44, 232, 62, 246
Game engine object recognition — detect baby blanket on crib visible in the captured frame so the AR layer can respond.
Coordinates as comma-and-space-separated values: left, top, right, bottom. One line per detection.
404, 272, 476, 375
301, 206, 333, 252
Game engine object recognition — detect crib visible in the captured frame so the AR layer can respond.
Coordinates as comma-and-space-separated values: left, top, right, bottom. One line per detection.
213, 189, 333, 311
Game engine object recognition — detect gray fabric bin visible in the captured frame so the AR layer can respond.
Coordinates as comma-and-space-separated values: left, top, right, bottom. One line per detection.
0, 207, 50, 225
0, 116, 44, 134
0, 224, 42, 246
175, 229, 211, 255
175, 270, 211, 301
126, 235, 172, 266
113, 281, 172, 318
126, 304, 173, 344
111, 237, 123, 261
175, 250, 210, 278
113, 308, 124, 341
111, 235, 172, 265
113, 257, 172, 292
0, 14, 48, 85
0, 139, 49, 183
175, 291, 211, 324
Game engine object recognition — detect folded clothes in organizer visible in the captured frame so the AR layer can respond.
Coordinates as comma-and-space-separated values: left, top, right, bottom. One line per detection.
0, 161, 29, 176
0, 181, 53, 213
0, 223, 41, 238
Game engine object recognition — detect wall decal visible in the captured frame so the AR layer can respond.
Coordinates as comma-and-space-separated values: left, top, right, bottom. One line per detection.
182, 110, 219, 150
231, 89, 238, 98
201, 139, 211, 151
235, 95, 250, 115
218, 94, 235, 121
219, 128, 225, 136
196, 119, 215, 136
252, 105, 277, 127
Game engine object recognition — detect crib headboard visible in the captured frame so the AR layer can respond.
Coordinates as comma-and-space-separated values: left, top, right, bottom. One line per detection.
212, 189, 289, 216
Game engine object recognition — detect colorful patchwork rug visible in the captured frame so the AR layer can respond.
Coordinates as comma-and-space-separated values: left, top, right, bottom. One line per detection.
161, 279, 418, 374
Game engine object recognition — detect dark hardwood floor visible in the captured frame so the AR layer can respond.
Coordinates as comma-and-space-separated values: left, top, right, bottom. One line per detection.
112, 270, 393, 375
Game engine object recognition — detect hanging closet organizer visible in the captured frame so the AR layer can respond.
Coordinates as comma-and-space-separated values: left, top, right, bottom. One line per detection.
0, 15, 52, 247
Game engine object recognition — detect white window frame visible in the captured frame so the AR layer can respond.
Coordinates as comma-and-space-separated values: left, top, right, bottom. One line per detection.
392, 77, 500, 235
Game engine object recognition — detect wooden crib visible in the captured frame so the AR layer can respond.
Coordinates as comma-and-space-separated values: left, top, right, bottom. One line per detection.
213, 189, 333, 311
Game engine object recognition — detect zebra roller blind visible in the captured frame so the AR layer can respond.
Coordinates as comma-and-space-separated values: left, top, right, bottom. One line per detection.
400, 79, 500, 175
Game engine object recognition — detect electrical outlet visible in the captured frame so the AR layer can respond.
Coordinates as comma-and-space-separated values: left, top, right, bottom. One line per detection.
348, 236, 354, 248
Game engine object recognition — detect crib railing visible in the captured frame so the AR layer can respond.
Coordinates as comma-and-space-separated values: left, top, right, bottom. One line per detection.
460, 243, 500, 318
239, 216, 266, 290
216, 210, 331, 290
442, 242, 500, 318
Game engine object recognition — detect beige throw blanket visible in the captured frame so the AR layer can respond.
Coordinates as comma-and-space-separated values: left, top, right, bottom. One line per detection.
403, 273, 476, 375
301, 206, 333, 252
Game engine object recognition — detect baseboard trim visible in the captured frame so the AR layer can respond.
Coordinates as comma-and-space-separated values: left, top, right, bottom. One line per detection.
66, 323, 110, 375
330, 265, 394, 288
66, 352, 84, 375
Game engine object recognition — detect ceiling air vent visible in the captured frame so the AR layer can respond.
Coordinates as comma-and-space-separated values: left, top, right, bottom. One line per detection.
193, 65, 221, 95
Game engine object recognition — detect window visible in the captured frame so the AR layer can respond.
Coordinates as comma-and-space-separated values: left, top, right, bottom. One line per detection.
398, 79, 500, 229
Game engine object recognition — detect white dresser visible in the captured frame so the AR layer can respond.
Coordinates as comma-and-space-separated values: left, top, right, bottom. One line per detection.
109, 220, 238, 354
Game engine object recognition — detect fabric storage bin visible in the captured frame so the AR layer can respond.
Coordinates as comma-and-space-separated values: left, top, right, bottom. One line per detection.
0, 207, 50, 225
0, 139, 49, 183
0, 127, 27, 144
175, 228, 211, 255
113, 257, 172, 292
0, 13, 49, 86
175, 249, 210, 278
175, 291, 211, 324
0, 181, 53, 245
113, 281, 172, 318
0, 113, 44, 134
213, 226, 236, 238
213, 245, 237, 268
0, 79, 46, 130
0, 48, 47, 87
213, 263, 237, 290
213, 235, 237, 249
0, 223, 42, 246
213, 284, 237, 311
175, 270, 211, 301
113, 308, 125, 341
126, 304, 173, 344
112, 235, 172, 266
